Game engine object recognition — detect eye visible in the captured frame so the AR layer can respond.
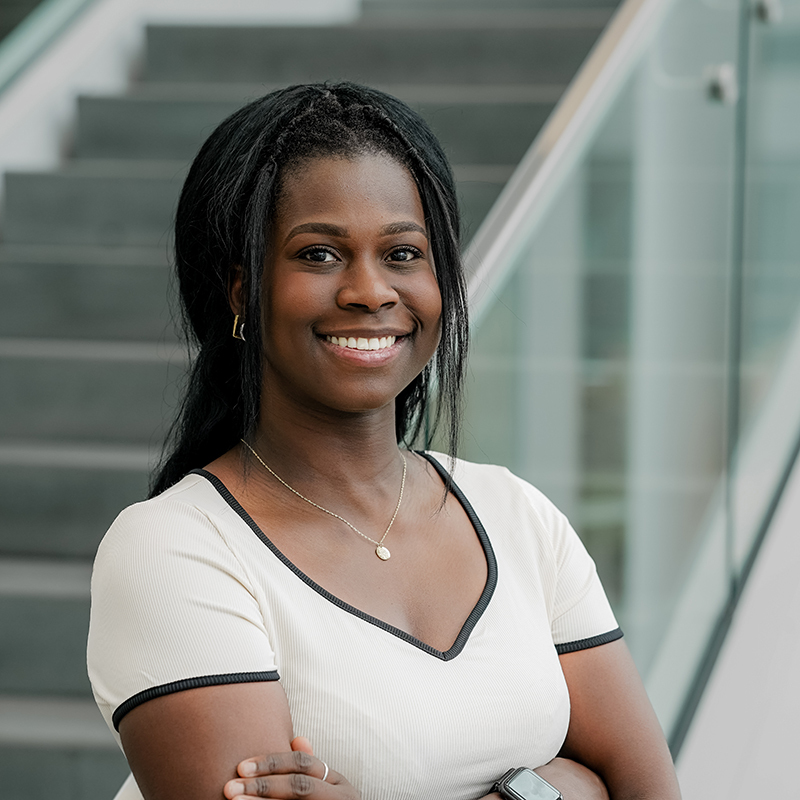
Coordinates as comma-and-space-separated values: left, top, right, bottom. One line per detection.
299, 246, 340, 264
387, 246, 423, 263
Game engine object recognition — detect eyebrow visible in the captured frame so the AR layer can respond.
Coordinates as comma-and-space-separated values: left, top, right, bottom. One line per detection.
380, 221, 428, 238
284, 220, 427, 245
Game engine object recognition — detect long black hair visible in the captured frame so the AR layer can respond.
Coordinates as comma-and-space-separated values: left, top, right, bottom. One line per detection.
150, 83, 468, 497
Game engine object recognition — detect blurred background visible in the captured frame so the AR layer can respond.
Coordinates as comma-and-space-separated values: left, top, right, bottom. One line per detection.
0, 0, 798, 797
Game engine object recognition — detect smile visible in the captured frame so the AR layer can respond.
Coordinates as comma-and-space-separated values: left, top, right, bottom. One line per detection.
325, 335, 398, 351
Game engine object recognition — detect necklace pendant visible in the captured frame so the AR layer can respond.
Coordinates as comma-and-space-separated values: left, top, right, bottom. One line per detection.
375, 545, 391, 561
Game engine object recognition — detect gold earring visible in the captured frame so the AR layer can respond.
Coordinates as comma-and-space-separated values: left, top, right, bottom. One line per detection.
232, 314, 246, 341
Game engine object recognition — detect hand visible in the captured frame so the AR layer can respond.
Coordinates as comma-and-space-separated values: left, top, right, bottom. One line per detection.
223, 737, 361, 800
534, 757, 609, 800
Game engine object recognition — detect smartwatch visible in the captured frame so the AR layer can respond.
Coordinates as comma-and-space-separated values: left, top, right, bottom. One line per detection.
493, 767, 563, 800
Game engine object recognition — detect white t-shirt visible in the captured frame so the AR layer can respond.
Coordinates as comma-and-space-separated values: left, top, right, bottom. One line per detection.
88, 453, 620, 800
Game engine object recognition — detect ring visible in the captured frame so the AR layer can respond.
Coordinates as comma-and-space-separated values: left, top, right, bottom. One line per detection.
320, 761, 329, 783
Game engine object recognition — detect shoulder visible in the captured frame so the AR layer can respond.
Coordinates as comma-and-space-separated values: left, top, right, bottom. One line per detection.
92, 471, 250, 597
423, 450, 585, 578
99, 471, 227, 546
87, 472, 278, 729
423, 451, 566, 530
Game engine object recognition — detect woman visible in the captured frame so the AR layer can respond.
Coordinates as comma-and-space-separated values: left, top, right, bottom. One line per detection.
87, 83, 681, 800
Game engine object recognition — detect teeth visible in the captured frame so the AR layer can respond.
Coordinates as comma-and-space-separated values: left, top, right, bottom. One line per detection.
327, 335, 397, 351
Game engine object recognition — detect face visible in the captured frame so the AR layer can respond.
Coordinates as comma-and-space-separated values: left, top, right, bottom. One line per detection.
258, 151, 442, 419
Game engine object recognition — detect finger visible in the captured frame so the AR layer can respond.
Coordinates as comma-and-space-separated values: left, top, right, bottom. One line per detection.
225, 771, 339, 799
237, 752, 341, 783
237, 750, 321, 778
291, 736, 314, 756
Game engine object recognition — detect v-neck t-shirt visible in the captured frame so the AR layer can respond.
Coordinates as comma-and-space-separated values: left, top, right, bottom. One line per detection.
87, 453, 621, 800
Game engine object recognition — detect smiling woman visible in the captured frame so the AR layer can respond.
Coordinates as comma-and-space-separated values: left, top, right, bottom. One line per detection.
86, 84, 681, 800
251, 153, 442, 420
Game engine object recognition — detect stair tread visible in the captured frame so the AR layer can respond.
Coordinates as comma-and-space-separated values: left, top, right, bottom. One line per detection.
8, 159, 515, 178
0, 337, 187, 361
0, 557, 91, 599
356, 7, 615, 27
0, 696, 115, 748
0, 243, 169, 265
142, 24, 600, 84
6, 159, 190, 178
106, 82, 567, 104
0, 441, 153, 470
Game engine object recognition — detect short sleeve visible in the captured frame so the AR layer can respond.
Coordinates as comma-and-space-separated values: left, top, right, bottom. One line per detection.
87, 488, 279, 739
516, 477, 622, 654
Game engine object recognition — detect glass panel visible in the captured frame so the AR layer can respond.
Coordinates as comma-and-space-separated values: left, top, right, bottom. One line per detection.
461, 0, 743, 737
622, 0, 738, 680
733, 0, 800, 569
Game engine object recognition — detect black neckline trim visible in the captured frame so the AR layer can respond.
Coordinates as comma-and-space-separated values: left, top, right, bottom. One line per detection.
555, 627, 623, 655
191, 452, 497, 662
112, 671, 279, 731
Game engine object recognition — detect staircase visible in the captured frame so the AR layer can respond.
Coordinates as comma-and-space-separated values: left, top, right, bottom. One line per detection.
0, 2, 618, 797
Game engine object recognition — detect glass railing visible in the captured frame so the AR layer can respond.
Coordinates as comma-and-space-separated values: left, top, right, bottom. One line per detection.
0, 0, 97, 95
458, 0, 800, 748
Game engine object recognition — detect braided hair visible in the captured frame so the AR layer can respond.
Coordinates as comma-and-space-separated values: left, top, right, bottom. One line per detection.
150, 83, 468, 496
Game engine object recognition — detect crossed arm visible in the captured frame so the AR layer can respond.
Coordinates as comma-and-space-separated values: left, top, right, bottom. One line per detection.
118, 638, 680, 800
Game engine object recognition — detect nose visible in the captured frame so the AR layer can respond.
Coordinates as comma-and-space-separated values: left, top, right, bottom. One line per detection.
336, 259, 399, 312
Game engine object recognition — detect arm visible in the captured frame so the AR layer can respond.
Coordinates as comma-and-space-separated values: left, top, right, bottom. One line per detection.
557, 639, 681, 800
120, 681, 359, 800
120, 681, 291, 800
88, 499, 358, 799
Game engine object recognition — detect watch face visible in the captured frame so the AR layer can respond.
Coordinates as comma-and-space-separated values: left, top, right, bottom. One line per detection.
506, 768, 561, 800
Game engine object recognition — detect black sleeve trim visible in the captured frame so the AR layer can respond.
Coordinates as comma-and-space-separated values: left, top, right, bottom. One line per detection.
555, 627, 623, 655
112, 670, 280, 730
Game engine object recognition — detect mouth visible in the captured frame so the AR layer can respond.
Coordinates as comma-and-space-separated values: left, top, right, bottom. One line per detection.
324, 334, 402, 352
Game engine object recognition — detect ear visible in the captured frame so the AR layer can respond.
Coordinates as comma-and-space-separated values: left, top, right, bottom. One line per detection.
228, 264, 244, 315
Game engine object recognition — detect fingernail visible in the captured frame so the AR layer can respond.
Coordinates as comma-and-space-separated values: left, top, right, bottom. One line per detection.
227, 781, 245, 795
240, 762, 257, 776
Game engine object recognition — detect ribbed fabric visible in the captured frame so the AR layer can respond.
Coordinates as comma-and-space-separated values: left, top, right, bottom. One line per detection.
87, 453, 619, 800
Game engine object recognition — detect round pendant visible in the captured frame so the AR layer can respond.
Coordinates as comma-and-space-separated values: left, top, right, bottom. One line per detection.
375, 545, 391, 561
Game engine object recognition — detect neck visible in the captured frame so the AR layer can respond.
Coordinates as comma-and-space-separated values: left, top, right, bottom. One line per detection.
249, 389, 407, 498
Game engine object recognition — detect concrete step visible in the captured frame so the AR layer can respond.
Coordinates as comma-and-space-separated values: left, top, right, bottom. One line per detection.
0, 339, 186, 443
363, 0, 619, 10
2, 160, 186, 247
0, 245, 173, 341
0, 697, 127, 800
75, 90, 555, 164
0, 560, 93, 696
0, 442, 150, 558
0, 694, 113, 746
143, 24, 603, 86
361, 4, 617, 27
3, 160, 507, 246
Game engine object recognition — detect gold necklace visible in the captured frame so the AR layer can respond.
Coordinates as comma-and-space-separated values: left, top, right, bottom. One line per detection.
241, 439, 406, 561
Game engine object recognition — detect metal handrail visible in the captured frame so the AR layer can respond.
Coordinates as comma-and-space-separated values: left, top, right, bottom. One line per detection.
464, 0, 678, 325
0, 0, 98, 96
